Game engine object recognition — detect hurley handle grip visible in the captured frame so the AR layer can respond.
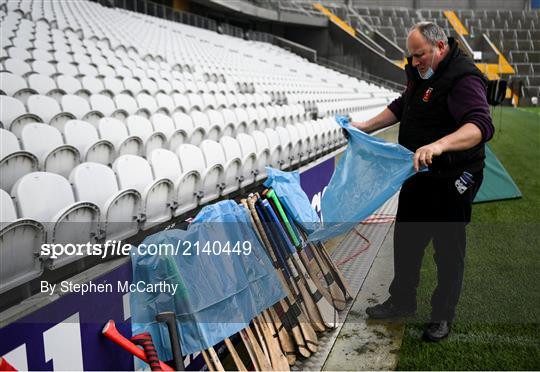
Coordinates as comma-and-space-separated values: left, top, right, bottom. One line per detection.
131, 333, 161, 371
156, 312, 185, 371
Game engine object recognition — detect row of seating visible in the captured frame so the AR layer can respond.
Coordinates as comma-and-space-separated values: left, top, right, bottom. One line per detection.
0, 110, 348, 189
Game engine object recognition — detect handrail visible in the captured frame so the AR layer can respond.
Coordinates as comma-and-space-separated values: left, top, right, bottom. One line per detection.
317, 57, 406, 92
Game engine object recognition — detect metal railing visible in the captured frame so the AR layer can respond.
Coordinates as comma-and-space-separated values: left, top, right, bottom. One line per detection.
317, 56, 406, 92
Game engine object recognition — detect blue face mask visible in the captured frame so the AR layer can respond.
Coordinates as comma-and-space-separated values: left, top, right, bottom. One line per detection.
418, 48, 437, 80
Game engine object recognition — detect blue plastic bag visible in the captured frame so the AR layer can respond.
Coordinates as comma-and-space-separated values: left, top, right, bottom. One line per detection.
307, 116, 418, 242
264, 167, 321, 234
130, 200, 285, 359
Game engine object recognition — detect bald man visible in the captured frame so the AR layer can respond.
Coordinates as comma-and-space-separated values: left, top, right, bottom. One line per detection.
353, 22, 494, 341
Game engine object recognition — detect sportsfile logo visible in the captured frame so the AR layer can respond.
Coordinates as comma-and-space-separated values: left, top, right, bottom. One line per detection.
40, 240, 253, 259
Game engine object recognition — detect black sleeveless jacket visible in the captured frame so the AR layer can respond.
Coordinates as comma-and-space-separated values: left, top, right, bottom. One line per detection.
398, 37, 487, 177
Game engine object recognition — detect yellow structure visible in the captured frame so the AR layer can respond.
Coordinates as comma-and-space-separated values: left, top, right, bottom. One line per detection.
313, 3, 356, 37
443, 10, 469, 36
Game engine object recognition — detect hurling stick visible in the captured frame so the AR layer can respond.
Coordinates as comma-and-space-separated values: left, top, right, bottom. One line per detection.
207, 347, 225, 372
131, 333, 161, 371
266, 308, 296, 366
224, 338, 247, 371
155, 311, 185, 371
265, 191, 337, 329
293, 219, 353, 301
255, 315, 290, 371
261, 199, 327, 332
273, 192, 347, 310
244, 327, 272, 371
102, 320, 173, 371
252, 320, 271, 366
0, 357, 16, 371
247, 194, 316, 354
253, 197, 318, 353
249, 195, 316, 356
201, 350, 216, 372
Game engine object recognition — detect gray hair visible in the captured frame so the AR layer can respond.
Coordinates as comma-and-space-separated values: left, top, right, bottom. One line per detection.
408, 22, 448, 46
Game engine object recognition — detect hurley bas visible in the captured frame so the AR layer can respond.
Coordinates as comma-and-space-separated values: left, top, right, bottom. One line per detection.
40, 280, 180, 296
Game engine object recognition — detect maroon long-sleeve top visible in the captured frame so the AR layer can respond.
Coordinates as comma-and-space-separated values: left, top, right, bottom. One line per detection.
387, 75, 494, 142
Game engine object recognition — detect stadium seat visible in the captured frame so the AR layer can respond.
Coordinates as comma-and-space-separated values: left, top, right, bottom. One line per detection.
98, 117, 143, 157
155, 92, 175, 115
21, 123, 81, 178
70, 162, 141, 241
135, 93, 158, 118
0, 188, 45, 294
90, 94, 116, 117
202, 139, 241, 195
125, 115, 166, 158
11, 171, 100, 269
61, 94, 102, 126
206, 109, 226, 140
236, 133, 262, 183
151, 113, 187, 151
190, 110, 212, 143
0, 128, 39, 192
173, 111, 199, 144
177, 142, 221, 204
0, 72, 35, 100
276, 126, 295, 166
233, 107, 249, 134
220, 136, 255, 188
251, 130, 272, 178
63, 120, 114, 165
113, 155, 174, 229
264, 128, 286, 169
113, 93, 139, 119
149, 148, 199, 216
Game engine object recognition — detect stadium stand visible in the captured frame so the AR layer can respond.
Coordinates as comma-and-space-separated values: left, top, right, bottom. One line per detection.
263, 1, 538, 103
0, 0, 397, 294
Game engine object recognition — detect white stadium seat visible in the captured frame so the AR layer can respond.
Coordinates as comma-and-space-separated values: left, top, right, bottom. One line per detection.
201, 139, 240, 195
21, 123, 81, 178
176, 144, 217, 205
0, 188, 45, 294
220, 135, 255, 188
70, 162, 141, 241
61, 94, 102, 126
190, 110, 211, 144
113, 155, 174, 229
251, 130, 272, 179
149, 148, 199, 216
98, 117, 143, 157
125, 115, 166, 158
63, 120, 114, 165
0, 128, 39, 192
151, 113, 187, 151
27, 94, 75, 129
264, 128, 285, 169
1, 96, 41, 136
11, 172, 100, 269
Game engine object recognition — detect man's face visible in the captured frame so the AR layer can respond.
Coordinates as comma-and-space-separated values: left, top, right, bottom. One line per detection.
407, 30, 444, 76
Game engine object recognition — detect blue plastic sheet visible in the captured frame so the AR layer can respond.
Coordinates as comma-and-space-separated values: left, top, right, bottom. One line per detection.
130, 200, 285, 359
264, 167, 321, 234
307, 116, 419, 242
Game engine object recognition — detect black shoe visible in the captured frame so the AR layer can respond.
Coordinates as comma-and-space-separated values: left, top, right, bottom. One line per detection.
422, 321, 451, 341
366, 299, 416, 319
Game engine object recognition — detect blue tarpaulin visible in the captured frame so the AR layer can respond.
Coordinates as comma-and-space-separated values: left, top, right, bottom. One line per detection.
130, 200, 285, 359
308, 116, 419, 241
264, 167, 321, 234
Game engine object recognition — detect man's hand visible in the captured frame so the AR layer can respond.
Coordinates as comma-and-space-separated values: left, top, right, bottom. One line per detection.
350, 120, 367, 131
413, 142, 445, 172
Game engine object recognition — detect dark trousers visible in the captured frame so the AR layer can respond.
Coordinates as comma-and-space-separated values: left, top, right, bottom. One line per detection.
388, 170, 483, 321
